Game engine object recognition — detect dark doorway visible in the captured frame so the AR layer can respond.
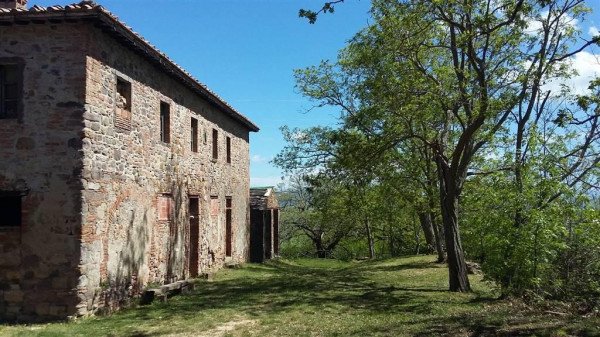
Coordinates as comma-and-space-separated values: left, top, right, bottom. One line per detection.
225, 197, 232, 257
188, 196, 199, 277
0, 195, 21, 227
273, 209, 279, 256
264, 210, 272, 259
250, 209, 264, 263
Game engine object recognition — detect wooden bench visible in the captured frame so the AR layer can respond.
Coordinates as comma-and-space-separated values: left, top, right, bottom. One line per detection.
140, 280, 195, 305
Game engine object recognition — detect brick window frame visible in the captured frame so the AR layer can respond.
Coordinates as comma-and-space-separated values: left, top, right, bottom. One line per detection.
114, 76, 132, 130
158, 194, 174, 221
210, 196, 219, 217
0, 57, 24, 120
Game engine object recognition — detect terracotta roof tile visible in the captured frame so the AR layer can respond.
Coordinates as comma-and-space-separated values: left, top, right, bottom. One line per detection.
0, 0, 259, 132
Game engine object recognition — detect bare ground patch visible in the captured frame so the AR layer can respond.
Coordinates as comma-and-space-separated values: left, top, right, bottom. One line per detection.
166, 317, 258, 337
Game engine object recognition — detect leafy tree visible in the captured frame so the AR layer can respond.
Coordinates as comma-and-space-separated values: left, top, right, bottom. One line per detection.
288, 0, 599, 292
278, 174, 362, 258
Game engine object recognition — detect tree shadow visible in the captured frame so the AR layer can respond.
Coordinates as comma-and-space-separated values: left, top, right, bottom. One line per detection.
52, 258, 600, 337
354, 260, 443, 273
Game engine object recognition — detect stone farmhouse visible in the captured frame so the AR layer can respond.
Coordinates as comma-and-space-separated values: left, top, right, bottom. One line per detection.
0, 0, 259, 321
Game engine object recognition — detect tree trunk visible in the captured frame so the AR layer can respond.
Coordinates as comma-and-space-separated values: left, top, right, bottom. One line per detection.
501, 119, 527, 290
424, 157, 446, 263
418, 212, 436, 253
414, 213, 421, 255
437, 158, 471, 292
430, 211, 446, 263
440, 193, 471, 292
365, 217, 376, 259
313, 235, 327, 258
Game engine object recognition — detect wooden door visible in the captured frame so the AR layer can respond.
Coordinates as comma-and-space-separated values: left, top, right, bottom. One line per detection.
225, 197, 232, 257
189, 196, 200, 277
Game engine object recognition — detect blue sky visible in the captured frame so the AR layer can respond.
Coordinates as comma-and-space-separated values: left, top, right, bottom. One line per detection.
32, 0, 373, 187
31, 1, 600, 187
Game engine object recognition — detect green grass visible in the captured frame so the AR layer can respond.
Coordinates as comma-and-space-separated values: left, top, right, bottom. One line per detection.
1, 256, 598, 336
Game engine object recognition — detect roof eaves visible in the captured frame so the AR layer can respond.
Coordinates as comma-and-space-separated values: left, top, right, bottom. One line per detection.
0, 1, 260, 132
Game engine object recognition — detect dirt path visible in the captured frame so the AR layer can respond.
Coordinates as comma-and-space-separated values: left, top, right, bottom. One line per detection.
167, 317, 258, 337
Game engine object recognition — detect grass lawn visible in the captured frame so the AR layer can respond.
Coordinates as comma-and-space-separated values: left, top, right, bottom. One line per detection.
1, 256, 598, 336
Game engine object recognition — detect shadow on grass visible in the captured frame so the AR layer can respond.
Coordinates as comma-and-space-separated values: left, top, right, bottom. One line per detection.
100, 259, 447, 331
10, 258, 597, 337
358, 260, 444, 273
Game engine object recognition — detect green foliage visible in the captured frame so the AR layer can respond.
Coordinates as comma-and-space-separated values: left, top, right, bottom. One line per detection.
298, 1, 344, 24
283, 0, 600, 302
279, 235, 314, 258
277, 171, 429, 260
462, 121, 600, 301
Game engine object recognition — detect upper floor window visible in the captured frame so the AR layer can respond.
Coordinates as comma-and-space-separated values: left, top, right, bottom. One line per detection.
226, 136, 231, 164
115, 77, 132, 130
212, 128, 218, 160
116, 78, 131, 111
0, 63, 23, 120
191, 118, 198, 153
160, 101, 171, 143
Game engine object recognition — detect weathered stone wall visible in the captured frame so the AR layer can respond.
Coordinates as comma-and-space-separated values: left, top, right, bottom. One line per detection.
0, 23, 87, 321
78, 24, 251, 314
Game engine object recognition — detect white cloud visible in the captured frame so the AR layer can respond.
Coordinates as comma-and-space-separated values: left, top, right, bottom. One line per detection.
291, 131, 309, 142
544, 51, 600, 96
251, 154, 267, 163
521, 12, 600, 96
525, 19, 544, 35
525, 11, 578, 35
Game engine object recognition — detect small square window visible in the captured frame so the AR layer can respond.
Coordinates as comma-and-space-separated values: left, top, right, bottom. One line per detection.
116, 78, 131, 111
0, 63, 23, 120
115, 77, 132, 130
160, 101, 171, 143
0, 196, 22, 227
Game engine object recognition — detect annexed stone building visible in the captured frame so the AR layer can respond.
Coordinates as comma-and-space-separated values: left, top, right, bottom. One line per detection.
249, 187, 280, 263
0, 0, 259, 321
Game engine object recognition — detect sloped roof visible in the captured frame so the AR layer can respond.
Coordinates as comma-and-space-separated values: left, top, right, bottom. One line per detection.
250, 187, 278, 210
0, 0, 259, 132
